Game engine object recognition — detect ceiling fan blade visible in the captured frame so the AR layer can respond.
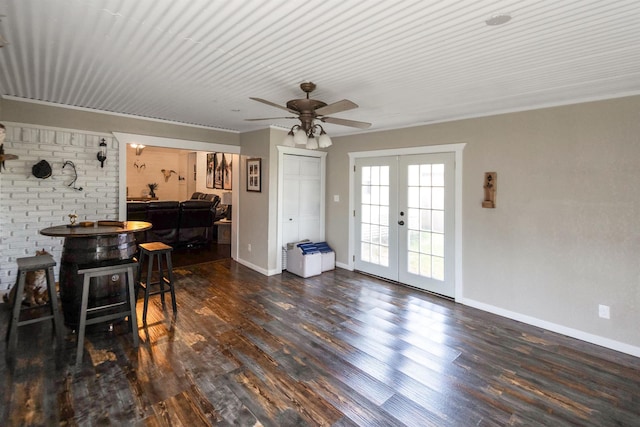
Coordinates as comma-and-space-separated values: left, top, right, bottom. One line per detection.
250, 97, 297, 114
321, 116, 372, 129
315, 99, 358, 116
245, 117, 297, 121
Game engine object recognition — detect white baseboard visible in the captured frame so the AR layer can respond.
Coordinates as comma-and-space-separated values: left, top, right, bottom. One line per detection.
234, 257, 273, 276
460, 297, 640, 358
335, 261, 352, 270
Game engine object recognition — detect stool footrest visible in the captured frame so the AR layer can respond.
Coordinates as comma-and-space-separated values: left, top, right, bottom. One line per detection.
146, 289, 174, 296
78, 259, 137, 274
85, 311, 133, 326
17, 314, 55, 327
86, 300, 127, 313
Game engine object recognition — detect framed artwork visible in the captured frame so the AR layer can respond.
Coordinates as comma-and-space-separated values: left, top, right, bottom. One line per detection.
223, 153, 232, 190
214, 152, 224, 189
246, 158, 261, 192
206, 153, 215, 188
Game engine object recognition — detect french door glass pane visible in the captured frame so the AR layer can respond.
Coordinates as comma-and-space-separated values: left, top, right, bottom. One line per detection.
406, 162, 446, 281
360, 166, 390, 267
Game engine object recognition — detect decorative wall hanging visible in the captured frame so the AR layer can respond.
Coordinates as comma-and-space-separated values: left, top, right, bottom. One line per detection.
246, 158, 261, 192
206, 153, 215, 189
223, 154, 232, 190
161, 168, 176, 182
482, 172, 496, 208
0, 122, 18, 172
63, 160, 83, 191
214, 152, 224, 189
32, 160, 52, 179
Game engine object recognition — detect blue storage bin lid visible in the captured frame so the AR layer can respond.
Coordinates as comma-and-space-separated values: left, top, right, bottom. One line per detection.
314, 242, 333, 253
297, 242, 320, 254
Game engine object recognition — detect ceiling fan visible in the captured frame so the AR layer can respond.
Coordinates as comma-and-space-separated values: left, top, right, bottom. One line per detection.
247, 82, 371, 148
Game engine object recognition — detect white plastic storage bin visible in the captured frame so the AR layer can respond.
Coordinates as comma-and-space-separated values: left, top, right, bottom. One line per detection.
286, 242, 322, 278
315, 242, 335, 272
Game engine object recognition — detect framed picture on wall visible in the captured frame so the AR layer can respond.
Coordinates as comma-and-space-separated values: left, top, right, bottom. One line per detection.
246, 158, 261, 192
206, 153, 215, 189
214, 152, 224, 189
223, 153, 232, 190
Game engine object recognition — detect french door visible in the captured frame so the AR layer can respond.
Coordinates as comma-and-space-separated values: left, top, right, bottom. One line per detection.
354, 153, 455, 297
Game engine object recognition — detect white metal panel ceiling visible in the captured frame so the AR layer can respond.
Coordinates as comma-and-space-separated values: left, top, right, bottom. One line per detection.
0, 0, 639, 136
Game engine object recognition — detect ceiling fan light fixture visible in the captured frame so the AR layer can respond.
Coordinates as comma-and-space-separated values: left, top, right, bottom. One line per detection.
282, 129, 296, 147
248, 82, 370, 149
318, 128, 332, 148
306, 136, 319, 150
293, 127, 308, 145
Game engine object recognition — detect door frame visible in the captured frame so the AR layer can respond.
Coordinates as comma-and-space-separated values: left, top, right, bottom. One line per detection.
348, 143, 465, 300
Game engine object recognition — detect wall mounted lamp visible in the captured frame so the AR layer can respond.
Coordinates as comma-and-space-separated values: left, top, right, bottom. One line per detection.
130, 143, 145, 155
97, 138, 107, 167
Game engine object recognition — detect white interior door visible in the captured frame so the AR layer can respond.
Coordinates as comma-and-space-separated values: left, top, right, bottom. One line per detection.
282, 154, 323, 245
355, 153, 455, 297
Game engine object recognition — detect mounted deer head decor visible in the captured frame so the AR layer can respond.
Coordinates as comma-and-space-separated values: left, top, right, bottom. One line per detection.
161, 169, 177, 182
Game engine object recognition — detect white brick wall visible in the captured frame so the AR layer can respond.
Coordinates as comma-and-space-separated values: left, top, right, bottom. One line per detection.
0, 122, 119, 291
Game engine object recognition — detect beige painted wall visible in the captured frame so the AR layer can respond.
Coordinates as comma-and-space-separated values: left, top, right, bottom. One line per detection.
326, 95, 640, 351
237, 129, 272, 272
1, 98, 240, 145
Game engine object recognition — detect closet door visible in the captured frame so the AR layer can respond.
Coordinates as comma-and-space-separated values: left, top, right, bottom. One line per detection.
282, 154, 323, 245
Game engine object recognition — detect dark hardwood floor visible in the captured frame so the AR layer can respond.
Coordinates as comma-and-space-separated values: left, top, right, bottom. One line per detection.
1, 257, 639, 426
170, 241, 231, 268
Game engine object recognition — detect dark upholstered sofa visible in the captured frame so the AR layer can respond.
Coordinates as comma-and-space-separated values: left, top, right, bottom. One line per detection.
127, 193, 227, 246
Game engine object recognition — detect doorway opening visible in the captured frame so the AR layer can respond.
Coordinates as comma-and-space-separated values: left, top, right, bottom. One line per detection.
115, 132, 241, 267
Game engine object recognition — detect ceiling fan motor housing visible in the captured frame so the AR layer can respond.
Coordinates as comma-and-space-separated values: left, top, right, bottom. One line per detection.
286, 98, 327, 132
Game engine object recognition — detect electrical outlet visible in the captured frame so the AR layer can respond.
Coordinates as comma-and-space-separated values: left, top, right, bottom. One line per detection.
248, 244, 252, 252
598, 304, 610, 319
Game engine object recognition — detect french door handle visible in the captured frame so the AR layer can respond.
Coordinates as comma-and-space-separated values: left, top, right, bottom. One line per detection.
398, 220, 405, 226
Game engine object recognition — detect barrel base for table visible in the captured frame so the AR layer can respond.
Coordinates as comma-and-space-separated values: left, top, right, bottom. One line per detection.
58, 234, 137, 330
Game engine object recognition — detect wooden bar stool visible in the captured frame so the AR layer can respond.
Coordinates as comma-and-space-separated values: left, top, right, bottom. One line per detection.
136, 242, 176, 323
6, 254, 65, 358
75, 259, 139, 366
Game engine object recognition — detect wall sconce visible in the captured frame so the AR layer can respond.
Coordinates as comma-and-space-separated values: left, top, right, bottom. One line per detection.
130, 143, 145, 156
97, 138, 107, 167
